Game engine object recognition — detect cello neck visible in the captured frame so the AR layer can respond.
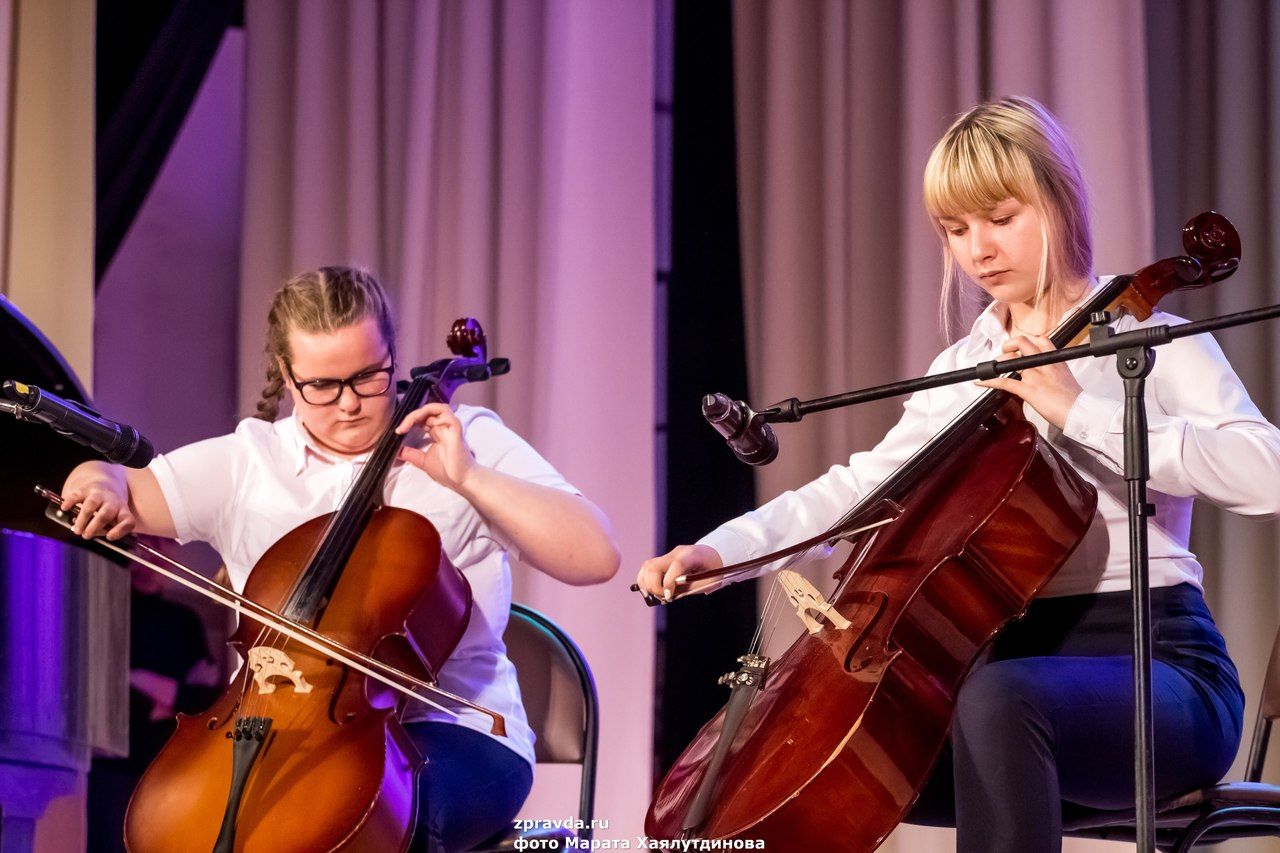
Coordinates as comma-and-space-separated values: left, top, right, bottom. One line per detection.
280, 368, 444, 624
837, 274, 1165, 535
280, 316, 504, 624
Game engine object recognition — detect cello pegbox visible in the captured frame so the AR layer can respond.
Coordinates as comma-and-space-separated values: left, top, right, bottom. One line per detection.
447, 318, 487, 360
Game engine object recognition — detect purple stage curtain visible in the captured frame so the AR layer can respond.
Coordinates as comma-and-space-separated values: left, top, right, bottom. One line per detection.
1145, 8, 1280, 847
239, 0, 655, 839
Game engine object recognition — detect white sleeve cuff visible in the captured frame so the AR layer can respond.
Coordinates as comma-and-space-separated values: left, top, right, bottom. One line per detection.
696, 526, 756, 570
695, 522, 830, 587
1062, 391, 1124, 450
691, 526, 777, 593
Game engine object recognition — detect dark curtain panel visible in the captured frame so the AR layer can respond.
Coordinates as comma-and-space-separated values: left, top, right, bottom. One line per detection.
95, 0, 241, 282
658, 0, 759, 777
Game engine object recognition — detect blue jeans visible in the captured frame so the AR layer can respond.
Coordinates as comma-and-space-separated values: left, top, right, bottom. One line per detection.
404, 721, 533, 852
905, 583, 1244, 852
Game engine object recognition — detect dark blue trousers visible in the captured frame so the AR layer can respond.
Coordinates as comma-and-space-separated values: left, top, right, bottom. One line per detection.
905, 583, 1244, 852
404, 721, 533, 852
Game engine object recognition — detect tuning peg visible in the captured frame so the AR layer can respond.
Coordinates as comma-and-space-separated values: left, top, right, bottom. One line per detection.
447, 318, 486, 359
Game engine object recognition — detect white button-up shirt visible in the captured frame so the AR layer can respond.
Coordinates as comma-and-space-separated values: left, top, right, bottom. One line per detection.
149, 405, 579, 766
700, 279, 1280, 597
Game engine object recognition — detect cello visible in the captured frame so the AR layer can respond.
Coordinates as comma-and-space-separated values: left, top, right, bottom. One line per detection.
644, 214, 1241, 850
46, 319, 509, 852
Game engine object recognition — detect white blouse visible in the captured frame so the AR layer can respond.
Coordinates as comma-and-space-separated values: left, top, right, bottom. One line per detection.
699, 280, 1280, 597
149, 405, 579, 766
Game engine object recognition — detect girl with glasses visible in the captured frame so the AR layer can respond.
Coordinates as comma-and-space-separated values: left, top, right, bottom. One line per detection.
61, 266, 621, 852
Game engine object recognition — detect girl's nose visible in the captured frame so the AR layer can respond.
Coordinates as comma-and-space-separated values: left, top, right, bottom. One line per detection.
337, 385, 362, 413
969, 225, 996, 264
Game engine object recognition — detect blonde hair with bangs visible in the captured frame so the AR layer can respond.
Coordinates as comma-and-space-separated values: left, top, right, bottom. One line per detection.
923, 96, 1092, 341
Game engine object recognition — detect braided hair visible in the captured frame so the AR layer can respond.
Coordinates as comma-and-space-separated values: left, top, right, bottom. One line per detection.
254, 266, 396, 421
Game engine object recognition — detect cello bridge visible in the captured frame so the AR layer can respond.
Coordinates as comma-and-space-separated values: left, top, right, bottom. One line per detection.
778, 570, 852, 635
247, 646, 313, 695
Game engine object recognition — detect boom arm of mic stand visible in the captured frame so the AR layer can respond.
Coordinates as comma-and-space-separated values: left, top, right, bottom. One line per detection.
755, 301, 1280, 426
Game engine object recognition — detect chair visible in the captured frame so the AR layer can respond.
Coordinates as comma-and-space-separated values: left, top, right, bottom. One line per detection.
469, 603, 600, 852
1064, 622, 1280, 851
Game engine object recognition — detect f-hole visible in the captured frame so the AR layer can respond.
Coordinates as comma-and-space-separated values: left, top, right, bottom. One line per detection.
841, 590, 889, 673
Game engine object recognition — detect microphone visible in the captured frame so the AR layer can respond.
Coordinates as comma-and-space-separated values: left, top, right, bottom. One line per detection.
2, 380, 155, 467
702, 392, 778, 466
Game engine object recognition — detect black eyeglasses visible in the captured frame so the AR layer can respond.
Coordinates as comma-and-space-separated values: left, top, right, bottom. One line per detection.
286, 362, 395, 406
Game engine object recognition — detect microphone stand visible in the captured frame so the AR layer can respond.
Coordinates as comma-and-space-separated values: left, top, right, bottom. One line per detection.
738, 300, 1280, 853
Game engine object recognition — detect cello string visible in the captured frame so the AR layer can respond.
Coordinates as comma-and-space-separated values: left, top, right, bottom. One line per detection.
255, 363, 476, 724
168, 363, 473, 723
243, 627, 274, 721
760, 600, 781, 661
278, 371, 423, 619
750, 579, 783, 657
62, 528, 469, 717
121, 536, 466, 707
246, 506, 346, 665
812, 285, 1116, 546
234, 662, 254, 726
280, 366, 438, 623
747, 582, 773, 656
260, 457, 370, 663
252, 405, 410, 683
254, 371, 433, 668
260, 367, 462, 692
254, 441, 384, 714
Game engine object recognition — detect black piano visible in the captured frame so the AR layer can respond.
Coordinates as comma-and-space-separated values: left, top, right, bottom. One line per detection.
0, 294, 128, 851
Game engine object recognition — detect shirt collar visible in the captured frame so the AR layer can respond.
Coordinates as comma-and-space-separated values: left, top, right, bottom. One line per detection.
970, 299, 1011, 349
283, 415, 370, 475
967, 276, 1105, 350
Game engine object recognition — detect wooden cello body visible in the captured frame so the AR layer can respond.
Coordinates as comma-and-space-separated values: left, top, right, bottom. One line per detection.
123, 320, 500, 853
649, 398, 1096, 849
646, 214, 1242, 850
124, 509, 462, 852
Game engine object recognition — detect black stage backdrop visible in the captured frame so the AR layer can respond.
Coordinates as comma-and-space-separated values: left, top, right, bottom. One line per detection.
656, 0, 760, 780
